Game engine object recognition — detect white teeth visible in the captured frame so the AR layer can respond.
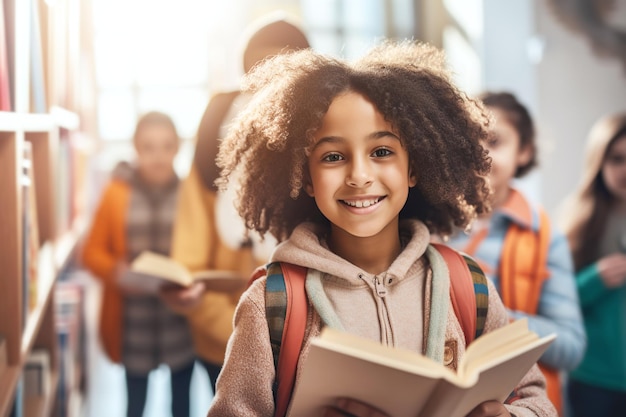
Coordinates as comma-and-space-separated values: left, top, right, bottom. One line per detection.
344, 198, 380, 208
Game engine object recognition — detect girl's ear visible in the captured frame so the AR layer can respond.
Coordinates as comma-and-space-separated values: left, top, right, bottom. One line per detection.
304, 182, 315, 197
408, 169, 418, 188
517, 143, 534, 167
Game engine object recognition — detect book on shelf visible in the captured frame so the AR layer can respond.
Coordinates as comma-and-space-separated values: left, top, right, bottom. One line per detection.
0, 0, 11, 111
0, 335, 7, 377
21, 142, 39, 330
29, 0, 47, 113
287, 319, 555, 417
23, 349, 51, 398
126, 251, 248, 293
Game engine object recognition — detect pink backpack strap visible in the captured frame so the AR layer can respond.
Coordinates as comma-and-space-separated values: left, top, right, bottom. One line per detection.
432, 243, 477, 346
274, 263, 308, 417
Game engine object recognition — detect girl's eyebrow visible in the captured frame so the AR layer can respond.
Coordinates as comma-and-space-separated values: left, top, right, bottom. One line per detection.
310, 130, 400, 151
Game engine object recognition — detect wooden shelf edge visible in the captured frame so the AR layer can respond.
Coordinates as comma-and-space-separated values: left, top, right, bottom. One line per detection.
54, 215, 87, 272
0, 365, 20, 417
0, 113, 55, 133
21, 244, 55, 358
0, 108, 79, 133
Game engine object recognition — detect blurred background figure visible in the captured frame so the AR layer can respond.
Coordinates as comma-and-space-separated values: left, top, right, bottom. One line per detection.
80, 112, 196, 417
445, 91, 585, 416
559, 113, 626, 417
162, 11, 310, 399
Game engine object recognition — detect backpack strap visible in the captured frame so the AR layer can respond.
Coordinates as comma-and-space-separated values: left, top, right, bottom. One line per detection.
251, 262, 307, 417
432, 243, 489, 344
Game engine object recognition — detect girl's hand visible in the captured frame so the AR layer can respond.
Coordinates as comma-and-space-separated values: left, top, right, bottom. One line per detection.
465, 400, 511, 417
115, 261, 146, 295
159, 281, 205, 309
597, 253, 626, 288
323, 398, 389, 417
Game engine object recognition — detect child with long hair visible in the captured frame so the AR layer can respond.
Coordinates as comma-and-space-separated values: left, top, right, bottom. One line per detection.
445, 92, 585, 415
559, 112, 626, 417
81, 112, 196, 417
207, 42, 556, 417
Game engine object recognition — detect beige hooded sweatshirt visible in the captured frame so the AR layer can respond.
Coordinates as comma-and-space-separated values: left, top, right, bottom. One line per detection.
207, 220, 556, 417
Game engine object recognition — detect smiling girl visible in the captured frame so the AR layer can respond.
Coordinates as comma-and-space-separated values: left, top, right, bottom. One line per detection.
207, 42, 556, 417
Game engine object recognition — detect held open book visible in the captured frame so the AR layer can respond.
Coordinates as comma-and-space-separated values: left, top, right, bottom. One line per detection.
288, 319, 555, 417
124, 251, 248, 293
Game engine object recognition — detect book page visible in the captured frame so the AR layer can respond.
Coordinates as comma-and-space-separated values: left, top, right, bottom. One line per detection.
130, 251, 193, 287
129, 251, 248, 292
288, 329, 451, 417
420, 333, 555, 417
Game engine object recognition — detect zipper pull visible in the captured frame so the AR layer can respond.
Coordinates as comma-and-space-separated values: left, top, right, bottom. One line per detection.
374, 276, 387, 297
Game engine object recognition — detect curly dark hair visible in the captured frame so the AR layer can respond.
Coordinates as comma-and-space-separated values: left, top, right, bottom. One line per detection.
480, 91, 537, 178
217, 40, 491, 241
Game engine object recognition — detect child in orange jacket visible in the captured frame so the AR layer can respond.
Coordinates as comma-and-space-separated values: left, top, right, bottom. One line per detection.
81, 112, 195, 417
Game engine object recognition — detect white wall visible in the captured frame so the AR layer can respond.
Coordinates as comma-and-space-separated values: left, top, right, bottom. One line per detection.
462, 0, 626, 214
534, 0, 626, 214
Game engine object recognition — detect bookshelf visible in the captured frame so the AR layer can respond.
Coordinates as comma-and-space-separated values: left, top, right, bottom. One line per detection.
0, 0, 95, 416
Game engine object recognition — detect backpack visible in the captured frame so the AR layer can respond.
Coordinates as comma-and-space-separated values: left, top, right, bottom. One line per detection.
249, 243, 489, 417
461, 191, 560, 414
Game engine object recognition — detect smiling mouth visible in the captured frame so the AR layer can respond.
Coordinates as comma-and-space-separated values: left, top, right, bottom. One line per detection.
341, 197, 384, 208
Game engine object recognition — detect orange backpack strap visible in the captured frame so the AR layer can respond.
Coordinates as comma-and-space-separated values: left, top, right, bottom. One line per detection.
249, 262, 308, 417
432, 243, 489, 345
500, 208, 551, 313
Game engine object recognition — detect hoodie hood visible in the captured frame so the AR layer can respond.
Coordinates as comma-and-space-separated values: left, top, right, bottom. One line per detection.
271, 219, 431, 284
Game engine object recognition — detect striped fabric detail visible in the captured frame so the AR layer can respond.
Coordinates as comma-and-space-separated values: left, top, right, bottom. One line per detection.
265, 262, 288, 375
462, 255, 489, 340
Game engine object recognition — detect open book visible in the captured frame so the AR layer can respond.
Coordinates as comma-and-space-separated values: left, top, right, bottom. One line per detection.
123, 251, 248, 293
288, 319, 555, 417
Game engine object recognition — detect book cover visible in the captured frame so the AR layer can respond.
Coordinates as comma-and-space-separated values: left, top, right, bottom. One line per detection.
287, 319, 555, 417
23, 349, 51, 397
0, 335, 7, 378
22, 142, 39, 319
29, 0, 46, 113
1, 0, 15, 111
126, 251, 248, 293
0, 0, 11, 110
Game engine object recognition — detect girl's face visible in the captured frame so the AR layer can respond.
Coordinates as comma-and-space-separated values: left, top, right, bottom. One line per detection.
601, 135, 626, 203
305, 91, 416, 240
134, 124, 179, 186
484, 107, 532, 206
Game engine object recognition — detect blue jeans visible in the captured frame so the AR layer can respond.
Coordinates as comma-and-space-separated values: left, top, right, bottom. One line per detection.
568, 378, 626, 417
125, 361, 195, 417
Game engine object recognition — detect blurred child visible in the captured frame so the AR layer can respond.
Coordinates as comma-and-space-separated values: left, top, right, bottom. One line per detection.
206, 41, 556, 417
81, 112, 195, 417
161, 12, 310, 396
559, 112, 626, 417
445, 92, 585, 415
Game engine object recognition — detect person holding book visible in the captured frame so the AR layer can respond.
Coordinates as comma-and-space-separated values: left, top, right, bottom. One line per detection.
558, 112, 626, 417
81, 112, 196, 417
206, 41, 556, 417
158, 12, 310, 397
445, 91, 585, 415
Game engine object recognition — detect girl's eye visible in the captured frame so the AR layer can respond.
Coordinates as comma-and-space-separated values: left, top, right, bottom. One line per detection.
486, 136, 500, 149
372, 148, 392, 158
322, 153, 343, 162
608, 155, 626, 165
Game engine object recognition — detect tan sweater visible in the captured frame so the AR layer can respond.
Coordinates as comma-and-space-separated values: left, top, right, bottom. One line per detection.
207, 221, 556, 417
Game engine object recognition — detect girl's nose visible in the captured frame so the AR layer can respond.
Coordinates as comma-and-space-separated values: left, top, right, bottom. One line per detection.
345, 159, 374, 188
